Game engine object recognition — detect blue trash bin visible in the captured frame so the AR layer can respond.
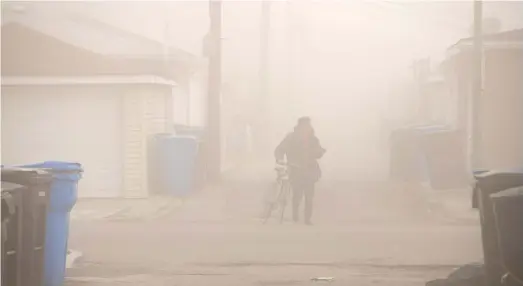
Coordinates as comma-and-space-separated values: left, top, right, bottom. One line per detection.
156, 135, 200, 196
20, 161, 82, 286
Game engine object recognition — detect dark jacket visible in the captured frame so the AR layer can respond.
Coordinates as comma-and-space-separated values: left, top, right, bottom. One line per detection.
274, 131, 325, 182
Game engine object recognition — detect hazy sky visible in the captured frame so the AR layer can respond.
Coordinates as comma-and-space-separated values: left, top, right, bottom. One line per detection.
3, 0, 523, 178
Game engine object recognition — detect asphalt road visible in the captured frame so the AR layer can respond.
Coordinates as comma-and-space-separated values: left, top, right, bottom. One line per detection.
66, 174, 482, 286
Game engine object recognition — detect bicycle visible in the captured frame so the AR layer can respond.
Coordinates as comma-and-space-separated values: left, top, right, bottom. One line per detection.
262, 161, 295, 224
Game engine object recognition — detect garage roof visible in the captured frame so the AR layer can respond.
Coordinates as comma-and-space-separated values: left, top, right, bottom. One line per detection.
447, 28, 523, 56
452, 29, 523, 47
1, 4, 200, 66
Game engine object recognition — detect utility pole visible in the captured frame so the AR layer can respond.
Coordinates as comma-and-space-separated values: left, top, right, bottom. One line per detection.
207, 0, 222, 182
162, 3, 174, 132
286, 0, 295, 125
258, 0, 271, 153
472, 0, 483, 170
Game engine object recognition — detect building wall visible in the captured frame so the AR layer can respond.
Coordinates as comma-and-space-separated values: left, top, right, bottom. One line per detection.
1, 82, 173, 198
2, 13, 195, 197
480, 49, 523, 169
1, 84, 124, 198
423, 80, 456, 126
121, 84, 171, 198
450, 48, 523, 170
170, 70, 207, 128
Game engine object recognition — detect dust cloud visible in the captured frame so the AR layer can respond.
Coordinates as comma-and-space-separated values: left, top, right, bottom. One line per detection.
2, 1, 523, 285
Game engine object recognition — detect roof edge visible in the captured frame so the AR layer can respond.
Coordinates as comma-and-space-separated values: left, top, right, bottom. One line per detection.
448, 28, 523, 52
1, 75, 178, 86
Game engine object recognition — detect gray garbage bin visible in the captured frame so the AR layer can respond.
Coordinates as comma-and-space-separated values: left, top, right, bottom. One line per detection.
2, 167, 53, 286
473, 171, 523, 286
491, 187, 523, 285
1, 182, 25, 286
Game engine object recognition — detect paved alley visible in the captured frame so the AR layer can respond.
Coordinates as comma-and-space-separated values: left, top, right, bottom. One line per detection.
65, 162, 482, 286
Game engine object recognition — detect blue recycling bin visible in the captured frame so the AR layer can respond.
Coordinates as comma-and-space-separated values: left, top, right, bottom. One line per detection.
174, 125, 206, 139
155, 135, 200, 196
20, 161, 82, 286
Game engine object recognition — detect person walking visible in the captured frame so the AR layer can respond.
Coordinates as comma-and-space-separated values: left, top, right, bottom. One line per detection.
274, 117, 326, 225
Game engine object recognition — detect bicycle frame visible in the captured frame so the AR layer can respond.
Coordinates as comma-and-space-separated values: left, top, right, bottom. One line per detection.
275, 164, 290, 183
262, 163, 293, 224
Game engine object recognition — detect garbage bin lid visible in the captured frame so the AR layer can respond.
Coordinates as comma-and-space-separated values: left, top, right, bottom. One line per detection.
473, 170, 523, 179
19, 161, 83, 173
472, 169, 490, 177
168, 135, 201, 143
473, 171, 523, 197
1, 167, 53, 185
1, 181, 26, 192
1, 182, 23, 218
491, 186, 523, 199
2, 167, 48, 175
2, 167, 51, 179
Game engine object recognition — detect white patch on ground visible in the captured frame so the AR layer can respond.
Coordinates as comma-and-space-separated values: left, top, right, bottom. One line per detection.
70, 196, 184, 221
66, 249, 83, 269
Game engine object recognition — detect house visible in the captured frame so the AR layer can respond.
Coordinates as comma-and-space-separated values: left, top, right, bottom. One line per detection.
443, 28, 523, 170
419, 72, 458, 127
1, 6, 204, 198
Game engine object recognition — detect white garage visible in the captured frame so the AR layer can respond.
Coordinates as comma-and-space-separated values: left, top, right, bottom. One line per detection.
1, 77, 175, 198
1, 12, 203, 198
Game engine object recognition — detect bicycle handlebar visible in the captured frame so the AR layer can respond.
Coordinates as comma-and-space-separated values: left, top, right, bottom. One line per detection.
275, 161, 303, 169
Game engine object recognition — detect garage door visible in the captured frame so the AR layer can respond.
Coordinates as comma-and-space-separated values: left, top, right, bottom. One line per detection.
1, 86, 123, 198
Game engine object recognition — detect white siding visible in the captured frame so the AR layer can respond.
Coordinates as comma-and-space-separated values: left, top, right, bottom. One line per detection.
122, 85, 169, 198
122, 90, 147, 198
1, 86, 123, 198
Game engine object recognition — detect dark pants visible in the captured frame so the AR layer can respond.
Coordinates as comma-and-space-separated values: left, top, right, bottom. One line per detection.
290, 178, 315, 223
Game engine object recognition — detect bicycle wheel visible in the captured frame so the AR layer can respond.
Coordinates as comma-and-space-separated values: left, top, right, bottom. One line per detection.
262, 181, 281, 224
262, 201, 274, 224
278, 181, 290, 223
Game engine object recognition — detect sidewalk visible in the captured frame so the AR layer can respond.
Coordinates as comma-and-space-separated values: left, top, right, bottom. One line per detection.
70, 196, 184, 222
388, 181, 479, 224
68, 159, 261, 223
422, 186, 479, 224
163, 158, 278, 224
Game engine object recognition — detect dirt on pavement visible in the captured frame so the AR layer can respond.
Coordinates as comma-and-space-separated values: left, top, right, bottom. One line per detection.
65, 163, 482, 286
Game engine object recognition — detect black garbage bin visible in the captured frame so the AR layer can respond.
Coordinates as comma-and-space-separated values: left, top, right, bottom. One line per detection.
491, 187, 523, 285
1, 182, 25, 286
1, 167, 52, 286
473, 171, 523, 286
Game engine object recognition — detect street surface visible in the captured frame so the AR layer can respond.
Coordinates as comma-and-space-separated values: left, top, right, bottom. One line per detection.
65, 163, 482, 286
